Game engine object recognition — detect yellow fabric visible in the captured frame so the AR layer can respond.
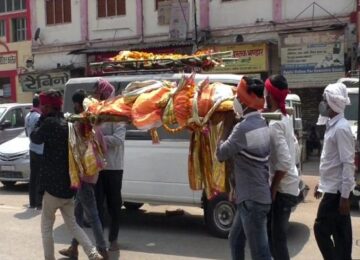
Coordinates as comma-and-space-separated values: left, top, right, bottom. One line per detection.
188, 122, 228, 199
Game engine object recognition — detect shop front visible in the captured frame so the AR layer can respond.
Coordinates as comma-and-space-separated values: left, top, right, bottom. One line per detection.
69, 42, 194, 76
279, 29, 346, 128
0, 50, 18, 103
200, 42, 269, 79
19, 69, 70, 93
0, 40, 33, 103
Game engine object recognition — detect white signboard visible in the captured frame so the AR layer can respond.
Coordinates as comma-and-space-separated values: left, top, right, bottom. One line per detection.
19, 70, 70, 92
280, 30, 345, 88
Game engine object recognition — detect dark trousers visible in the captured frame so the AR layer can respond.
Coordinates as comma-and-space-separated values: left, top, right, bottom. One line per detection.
268, 192, 298, 260
314, 193, 352, 260
95, 169, 123, 242
29, 151, 43, 207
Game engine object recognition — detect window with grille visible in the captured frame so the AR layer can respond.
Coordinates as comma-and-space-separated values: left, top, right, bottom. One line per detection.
0, 0, 26, 13
97, 0, 126, 18
155, 0, 167, 10
46, 0, 71, 25
0, 21, 5, 37
12, 17, 26, 42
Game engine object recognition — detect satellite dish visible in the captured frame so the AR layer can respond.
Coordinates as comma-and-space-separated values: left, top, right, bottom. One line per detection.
34, 28, 41, 41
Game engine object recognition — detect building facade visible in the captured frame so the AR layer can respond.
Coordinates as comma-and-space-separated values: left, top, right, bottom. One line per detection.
0, 0, 32, 103
28, 0, 356, 126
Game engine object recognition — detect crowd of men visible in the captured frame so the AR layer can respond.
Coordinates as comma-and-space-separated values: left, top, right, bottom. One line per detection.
216, 76, 355, 260
26, 79, 125, 260
24, 74, 355, 260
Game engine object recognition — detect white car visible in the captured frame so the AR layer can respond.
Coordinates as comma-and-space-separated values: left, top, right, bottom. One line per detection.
0, 131, 30, 187
0, 103, 32, 144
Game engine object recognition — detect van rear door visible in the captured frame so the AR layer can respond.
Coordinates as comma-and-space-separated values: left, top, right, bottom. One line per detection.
122, 126, 196, 205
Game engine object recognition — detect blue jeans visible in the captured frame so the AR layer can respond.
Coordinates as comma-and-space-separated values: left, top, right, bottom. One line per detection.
229, 200, 271, 260
71, 182, 106, 250
268, 192, 298, 260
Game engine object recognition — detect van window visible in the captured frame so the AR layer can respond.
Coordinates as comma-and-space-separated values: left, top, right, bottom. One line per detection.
345, 93, 358, 121
24, 107, 31, 115
3, 108, 25, 128
2, 108, 25, 128
0, 107, 6, 118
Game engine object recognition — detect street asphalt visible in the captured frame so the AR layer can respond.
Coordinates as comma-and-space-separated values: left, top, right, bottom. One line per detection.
0, 157, 359, 259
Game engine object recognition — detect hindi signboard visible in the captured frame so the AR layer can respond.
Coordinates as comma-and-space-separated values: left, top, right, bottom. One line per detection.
204, 43, 268, 73
280, 30, 345, 88
19, 70, 70, 92
0, 51, 17, 71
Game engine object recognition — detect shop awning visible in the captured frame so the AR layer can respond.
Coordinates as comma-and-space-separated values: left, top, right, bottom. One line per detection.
68, 41, 194, 55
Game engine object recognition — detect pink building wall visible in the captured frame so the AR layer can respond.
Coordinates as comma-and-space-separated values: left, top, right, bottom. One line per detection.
200, 0, 210, 30
273, 0, 282, 22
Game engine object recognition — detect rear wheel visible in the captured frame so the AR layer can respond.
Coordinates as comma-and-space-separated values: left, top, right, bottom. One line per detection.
123, 202, 144, 210
204, 193, 235, 238
1, 181, 16, 187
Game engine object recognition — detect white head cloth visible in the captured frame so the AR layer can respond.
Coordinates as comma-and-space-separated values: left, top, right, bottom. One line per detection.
324, 82, 350, 113
316, 82, 351, 125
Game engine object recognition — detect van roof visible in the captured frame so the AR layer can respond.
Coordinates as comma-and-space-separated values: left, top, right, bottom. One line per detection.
0, 103, 32, 108
337, 78, 359, 88
286, 94, 301, 102
347, 88, 358, 94
65, 73, 244, 86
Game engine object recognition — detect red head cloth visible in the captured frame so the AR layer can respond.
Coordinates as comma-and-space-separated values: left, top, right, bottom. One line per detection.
39, 92, 63, 110
236, 78, 264, 110
95, 78, 115, 100
265, 79, 289, 115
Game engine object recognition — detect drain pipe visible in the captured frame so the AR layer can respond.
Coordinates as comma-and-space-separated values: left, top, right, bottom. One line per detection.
136, 0, 144, 43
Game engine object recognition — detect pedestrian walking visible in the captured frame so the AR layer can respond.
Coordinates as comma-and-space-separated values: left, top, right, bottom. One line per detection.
314, 82, 355, 260
94, 78, 126, 251
59, 89, 108, 259
30, 89, 103, 260
25, 94, 43, 209
216, 77, 272, 260
264, 75, 300, 260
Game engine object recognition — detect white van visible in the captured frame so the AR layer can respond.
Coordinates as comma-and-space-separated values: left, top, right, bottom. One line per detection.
64, 74, 307, 238
336, 78, 360, 208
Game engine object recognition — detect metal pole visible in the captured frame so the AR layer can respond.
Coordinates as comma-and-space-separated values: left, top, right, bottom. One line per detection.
357, 0, 360, 144
358, 71, 360, 144
193, 0, 198, 48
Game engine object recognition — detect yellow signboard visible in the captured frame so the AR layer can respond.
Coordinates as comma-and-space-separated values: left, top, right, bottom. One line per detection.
205, 43, 268, 73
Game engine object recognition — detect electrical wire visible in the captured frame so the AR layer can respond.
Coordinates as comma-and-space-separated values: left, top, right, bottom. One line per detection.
177, 0, 188, 25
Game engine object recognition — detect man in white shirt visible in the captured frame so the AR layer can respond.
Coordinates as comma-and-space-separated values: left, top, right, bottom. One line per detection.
25, 94, 44, 209
264, 75, 300, 260
314, 82, 355, 260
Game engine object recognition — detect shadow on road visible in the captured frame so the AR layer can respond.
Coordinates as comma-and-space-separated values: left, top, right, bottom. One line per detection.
288, 221, 311, 257
14, 207, 41, 220
351, 210, 360, 218
53, 208, 230, 260
50, 208, 316, 259
0, 182, 29, 193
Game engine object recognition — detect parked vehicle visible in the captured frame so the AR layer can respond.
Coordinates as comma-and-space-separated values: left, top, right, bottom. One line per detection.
0, 103, 32, 144
339, 78, 360, 208
63, 73, 307, 238
0, 131, 30, 187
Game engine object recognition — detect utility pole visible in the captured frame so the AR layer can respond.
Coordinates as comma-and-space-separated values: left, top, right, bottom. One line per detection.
357, 0, 360, 144
193, 0, 198, 48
